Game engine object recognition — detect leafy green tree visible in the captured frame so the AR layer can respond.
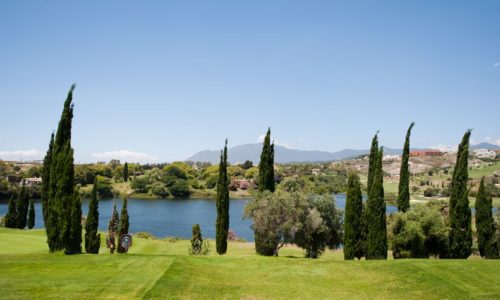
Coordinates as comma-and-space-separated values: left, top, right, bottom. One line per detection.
123, 162, 129, 182
245, 191, 309, 256
449, 130, 473, 258
4, 196, 17, 228
117, 198, 130, 253
27, 199, 35, 229
366, 147, 387, 260
398, 122, 414, 212
344, 173, 364, 260
216, 140, 230, 255
16, 180, 29, 229
85, 177, 101, 254
475, 177, 499, 258
65, 191, 82, 254
258, 128, 275, 193
295, 194, 343, 258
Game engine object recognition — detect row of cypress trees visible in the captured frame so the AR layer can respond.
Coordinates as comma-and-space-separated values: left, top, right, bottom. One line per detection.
345, 125, 498, 259
4, 181, 35, 229
41, 85, 82, 254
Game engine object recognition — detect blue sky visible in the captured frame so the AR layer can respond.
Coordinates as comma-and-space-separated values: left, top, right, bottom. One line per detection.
0, 1, 499, 163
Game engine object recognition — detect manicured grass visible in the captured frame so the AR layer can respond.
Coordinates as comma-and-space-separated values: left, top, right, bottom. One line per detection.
1, 228, 499, 299
469, 162, 500, 179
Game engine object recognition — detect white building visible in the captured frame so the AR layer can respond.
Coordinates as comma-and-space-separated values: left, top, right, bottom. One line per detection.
473, 149, 496, 159
22, 177, 42, 187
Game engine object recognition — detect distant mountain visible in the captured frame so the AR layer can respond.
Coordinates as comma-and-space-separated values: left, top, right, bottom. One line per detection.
471, 143, 500, 150
186, 143, 405, 164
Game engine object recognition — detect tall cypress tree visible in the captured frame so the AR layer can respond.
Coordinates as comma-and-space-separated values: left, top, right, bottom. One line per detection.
46, 85, 77, 252
344, 173, 364, 260
216, 140, 230, 254
258, 128, 275, 193
28, 199, 35, 229
65, 191, 82, 254
123, 162, 129, 182
475, 177, 499, 259
106, 202, 119, 254
367, 132, 379, 196
42, 133, 54, 224
5, 196, 17, 228
449, 130, 472, 258
366, 147, 387, 260
85, 177, 101, 254
397, 122, 414, 212
117, 198, 130, 253
16, 180, 29, 229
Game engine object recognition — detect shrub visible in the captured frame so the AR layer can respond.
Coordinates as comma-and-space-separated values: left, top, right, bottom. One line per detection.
151, 182, 169, 198
131, 176, 149, 193
389, 204, 449, 259
169, 179, 190, 198
189, 224, 210, 255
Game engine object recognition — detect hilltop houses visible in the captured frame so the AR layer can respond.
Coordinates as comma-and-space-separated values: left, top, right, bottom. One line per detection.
410, 149, 443, 157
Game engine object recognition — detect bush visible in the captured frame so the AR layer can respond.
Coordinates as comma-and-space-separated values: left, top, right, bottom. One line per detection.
96, 176, 114, 198
150, 182, 169, 198
164, 165, 187, 180
189, 224, 210, 255
389, 204, 449, 259
169, 179, 190, 198
131, 176, 149, 193
423, 187, 438, 197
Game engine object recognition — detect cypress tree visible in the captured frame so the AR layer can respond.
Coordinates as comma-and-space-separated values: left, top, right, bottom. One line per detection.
124, 162, 129, 182
344, 173, 364, 260
366, 147, 387, 260
42, 133, 54, 224
216, 140, 230, 254
397, 122, 414, 212
475, 177, 499, 259
258, 128, 275, 193
47, 85, 76, 252
5, 196, 17, 228
117, 198, 130, 253
106, 202, 119, 254
16, 180, 29, 229
85, 177, 101, 254
27, 199, 35, 229
65, 191, 82, 254
367, 132, 379, 196
449, 130, 473, 258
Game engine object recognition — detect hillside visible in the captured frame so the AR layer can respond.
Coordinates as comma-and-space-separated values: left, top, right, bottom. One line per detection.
1, 228, 499, 299
186, 143, 405, 164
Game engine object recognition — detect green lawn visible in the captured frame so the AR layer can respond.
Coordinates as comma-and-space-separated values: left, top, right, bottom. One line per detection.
469, 162, 500, 179
1, 228, 499, 299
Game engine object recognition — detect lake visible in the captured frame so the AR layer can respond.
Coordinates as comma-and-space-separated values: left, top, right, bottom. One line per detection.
0, 195, 401, 241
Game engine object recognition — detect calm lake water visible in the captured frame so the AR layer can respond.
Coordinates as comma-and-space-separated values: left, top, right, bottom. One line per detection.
0, 194, 402, 241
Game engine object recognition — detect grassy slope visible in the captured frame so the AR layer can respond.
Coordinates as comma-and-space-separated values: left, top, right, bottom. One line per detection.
1, 228, 500, 299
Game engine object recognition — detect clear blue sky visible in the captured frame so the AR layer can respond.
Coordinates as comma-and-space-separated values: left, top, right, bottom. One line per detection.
0, 1, 499, 163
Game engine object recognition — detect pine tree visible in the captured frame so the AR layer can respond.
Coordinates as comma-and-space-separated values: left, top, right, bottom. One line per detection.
367, 132, 379, 196
216, 140, 230, 254
344, 173, 364, 260
258, 128, 275, 193
106, 202, 119, 254
398, 122, 414, 212
65, 191, 82, 254
47, 85, 76, 252
27, 199, 35, 229
366, 147, 387, 260
123, 162, 129, 182
117, 198, 130, 253
449, 130, 473, 258
475, 177, 499, 259
41, 133, 54, 224
85, 177, 101, 254
5, 196, 17, 228
16, 180, 29, 229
